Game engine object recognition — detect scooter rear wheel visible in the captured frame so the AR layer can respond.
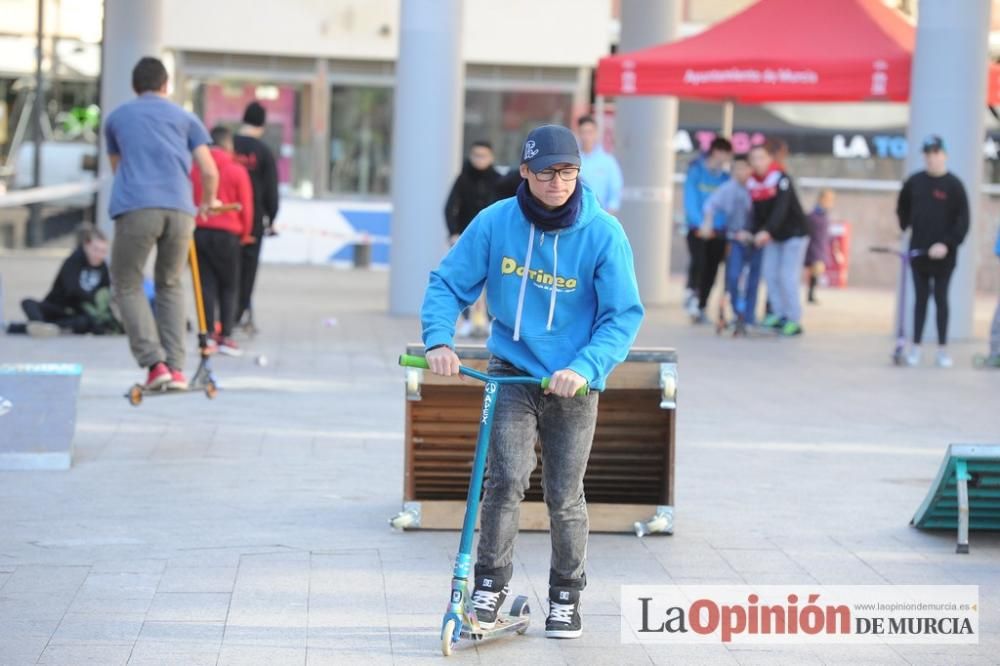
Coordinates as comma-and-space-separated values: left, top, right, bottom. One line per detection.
509, 595, 530, 634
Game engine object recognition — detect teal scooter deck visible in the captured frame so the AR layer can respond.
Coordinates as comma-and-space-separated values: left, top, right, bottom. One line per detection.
398, 354, 587, 656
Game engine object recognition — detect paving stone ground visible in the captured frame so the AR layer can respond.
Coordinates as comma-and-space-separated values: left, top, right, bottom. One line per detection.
1, 250, 998, 664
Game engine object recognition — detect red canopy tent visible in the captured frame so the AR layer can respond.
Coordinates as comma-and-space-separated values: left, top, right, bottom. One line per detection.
596, 0, 1000, 106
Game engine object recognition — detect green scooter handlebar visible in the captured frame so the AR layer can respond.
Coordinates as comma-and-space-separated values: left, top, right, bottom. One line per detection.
398, 354, 589, 396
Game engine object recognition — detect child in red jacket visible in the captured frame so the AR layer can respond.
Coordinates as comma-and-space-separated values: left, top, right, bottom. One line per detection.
192, 126, 254, 355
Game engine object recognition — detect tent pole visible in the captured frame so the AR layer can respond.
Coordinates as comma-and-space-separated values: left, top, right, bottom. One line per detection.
721, 100, 734, 137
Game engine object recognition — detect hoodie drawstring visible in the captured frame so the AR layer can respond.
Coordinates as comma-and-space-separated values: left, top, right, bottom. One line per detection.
547, 232, 559, 331
512, 224, 535, 342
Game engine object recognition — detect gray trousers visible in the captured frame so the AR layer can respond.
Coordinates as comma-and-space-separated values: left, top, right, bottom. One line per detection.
475, 357, 599, 590
111, 209, 194, 370
762, 235, 809, 324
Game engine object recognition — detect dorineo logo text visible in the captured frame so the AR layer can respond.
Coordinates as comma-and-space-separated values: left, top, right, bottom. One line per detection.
501, 257, 578, 292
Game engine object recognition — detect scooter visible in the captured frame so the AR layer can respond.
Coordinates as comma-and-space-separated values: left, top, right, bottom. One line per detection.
869, 245, 926, 366
125, 204, 241, 405
397, 353, 588, 656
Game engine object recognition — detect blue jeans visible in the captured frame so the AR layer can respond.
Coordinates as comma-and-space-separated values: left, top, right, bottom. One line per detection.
762, 235, 809, 325
725, 242, 762, 325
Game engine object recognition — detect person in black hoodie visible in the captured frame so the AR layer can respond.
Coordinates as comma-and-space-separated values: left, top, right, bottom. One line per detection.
444, 140, 501, 336
747, 143, 810, 336
7, 224, 118, 336
896, 135, 969, 368
445, 141, 502, 241
233, 101, 280, 333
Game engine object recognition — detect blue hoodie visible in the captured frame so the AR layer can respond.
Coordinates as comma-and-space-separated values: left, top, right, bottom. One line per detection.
684, 156, 730, 231
421, 185, 644, 390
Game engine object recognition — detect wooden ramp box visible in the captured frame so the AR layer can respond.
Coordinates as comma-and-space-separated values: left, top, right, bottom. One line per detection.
391, 345, 677, 536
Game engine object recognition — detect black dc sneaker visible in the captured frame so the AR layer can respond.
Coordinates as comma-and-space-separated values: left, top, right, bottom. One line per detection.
471, 575, 509, 629
545, 586, 582, 638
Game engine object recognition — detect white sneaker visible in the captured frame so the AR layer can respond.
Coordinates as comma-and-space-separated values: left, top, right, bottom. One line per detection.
684, 296, 701, 318
26, 322, 60, 337
936, 349, 953, 368
457, 319, 474, 338
905, 346, 922, 367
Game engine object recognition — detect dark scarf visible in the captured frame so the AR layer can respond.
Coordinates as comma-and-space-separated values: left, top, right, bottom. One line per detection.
515, 180, 582, 232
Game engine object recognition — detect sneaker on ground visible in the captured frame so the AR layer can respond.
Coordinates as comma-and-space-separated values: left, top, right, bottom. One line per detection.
457, 319, 474, 338
761, 314, 783, 329
684, 296, 700, 318
168, 368, 188, 390
26, 321, 60, 337
780, 321, 803, 336
691, 310, 709, 325
936, 349, 953, 368
217, 337, 244, 357
906, 346, 922, 367
145, 362, 172, 390
545, 586, 582, 639
470, 575, 509, 630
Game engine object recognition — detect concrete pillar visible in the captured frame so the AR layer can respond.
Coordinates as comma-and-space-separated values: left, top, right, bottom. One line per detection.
902, 0, 990, 341
615, 0, 681, 306
312, 58, 331, 194
388, 0, 464, 316
96, 0, 163, 235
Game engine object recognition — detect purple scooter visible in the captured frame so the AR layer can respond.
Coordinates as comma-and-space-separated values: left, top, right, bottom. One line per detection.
870, 245, 926, 366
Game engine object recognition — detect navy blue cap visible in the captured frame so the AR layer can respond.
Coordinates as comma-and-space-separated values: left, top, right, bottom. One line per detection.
520, 124, 581, 172
922, 134, 946, 153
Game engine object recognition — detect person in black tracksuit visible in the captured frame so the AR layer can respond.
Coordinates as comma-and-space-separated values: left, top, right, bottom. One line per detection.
444, 141, 501, 337
7, 225, 113, 335
233, 101, 280, 331
896, 135, 970, 368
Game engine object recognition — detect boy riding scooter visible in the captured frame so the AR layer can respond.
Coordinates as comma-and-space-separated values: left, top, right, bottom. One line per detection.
419, 124, 644, 639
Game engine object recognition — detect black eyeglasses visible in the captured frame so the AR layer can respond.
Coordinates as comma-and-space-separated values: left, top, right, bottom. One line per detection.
533, 166, 580, 182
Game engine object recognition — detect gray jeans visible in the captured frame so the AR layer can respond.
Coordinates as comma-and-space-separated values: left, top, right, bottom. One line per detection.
111, 209, 194, 370
475, 357, 599, 590
762, 235, 809, 324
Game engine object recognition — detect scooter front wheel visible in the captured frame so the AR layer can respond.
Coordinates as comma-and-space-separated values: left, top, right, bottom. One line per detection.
441, 618, 457, 656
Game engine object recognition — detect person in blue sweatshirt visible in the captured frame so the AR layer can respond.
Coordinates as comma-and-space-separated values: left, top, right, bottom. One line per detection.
701, 154, 758, 326
420, 124, 644, 640
683, 137, 732, 321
